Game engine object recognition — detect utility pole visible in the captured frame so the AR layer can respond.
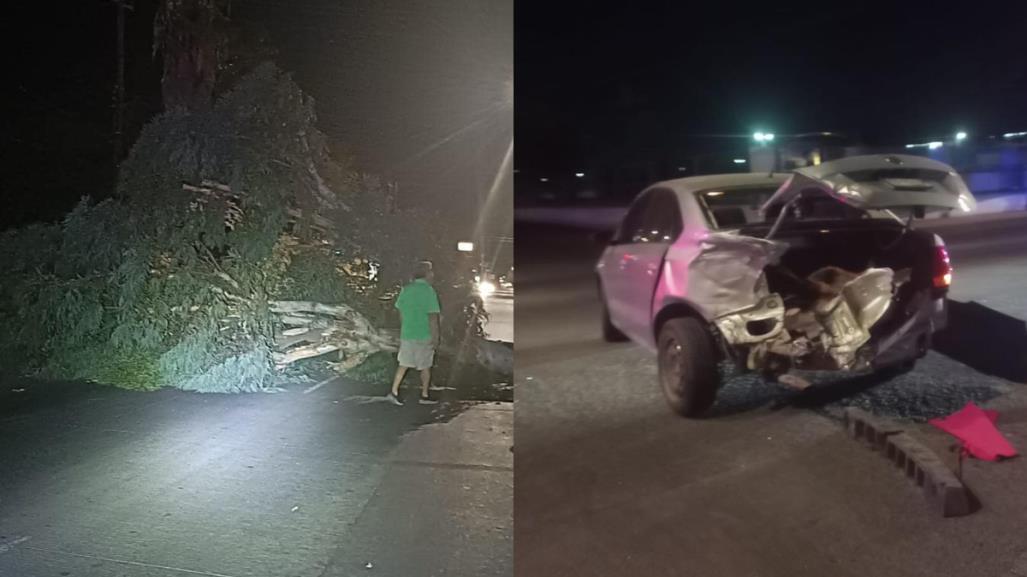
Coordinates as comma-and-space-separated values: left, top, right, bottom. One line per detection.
111, 0, 134, 174
476, 124, 488, 275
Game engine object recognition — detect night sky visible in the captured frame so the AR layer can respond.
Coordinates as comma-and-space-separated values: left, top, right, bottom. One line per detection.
516, 2, 1027, 173
244, 0, 512, 235
3, 1, 159, 230
2, 1, 511, 238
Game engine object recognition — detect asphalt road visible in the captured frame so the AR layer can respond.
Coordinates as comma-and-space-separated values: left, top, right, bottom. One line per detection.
514, 214, 1027, 577
0, 374, 512, 576
484, 286, 515, 343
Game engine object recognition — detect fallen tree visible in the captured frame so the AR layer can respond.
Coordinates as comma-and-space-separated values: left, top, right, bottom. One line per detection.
0, 62, 499, 392
270, 300, 397, 370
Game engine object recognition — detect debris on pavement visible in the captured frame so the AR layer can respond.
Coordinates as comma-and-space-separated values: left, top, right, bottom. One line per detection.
291, 505, 300, 512
365, 561, 374, 569
929, 402, 1018, 462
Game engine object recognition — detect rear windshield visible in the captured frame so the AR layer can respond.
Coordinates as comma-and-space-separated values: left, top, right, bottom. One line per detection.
698, 185, 892, 229
696, 186, 779, 229
844, 167, 950, 188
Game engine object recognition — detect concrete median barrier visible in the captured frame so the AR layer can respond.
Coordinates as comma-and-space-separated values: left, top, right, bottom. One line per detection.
844, 407, 973, 518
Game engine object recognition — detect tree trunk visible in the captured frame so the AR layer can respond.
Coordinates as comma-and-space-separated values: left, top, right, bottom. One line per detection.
154, 0, 227, 111
270, 300, 397, 370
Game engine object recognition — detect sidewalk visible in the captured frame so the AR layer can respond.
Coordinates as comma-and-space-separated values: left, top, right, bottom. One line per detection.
320, 402, 513, 577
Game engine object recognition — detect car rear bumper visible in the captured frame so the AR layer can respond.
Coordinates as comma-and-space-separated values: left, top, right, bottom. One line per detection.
870, 295, 946, 369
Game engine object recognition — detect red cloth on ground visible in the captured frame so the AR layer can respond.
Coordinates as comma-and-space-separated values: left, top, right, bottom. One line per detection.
929, 402, 1017, 462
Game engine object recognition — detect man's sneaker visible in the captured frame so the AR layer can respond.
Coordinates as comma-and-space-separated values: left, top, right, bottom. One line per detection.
386, 392, 404, 406
418, 395, 439, 405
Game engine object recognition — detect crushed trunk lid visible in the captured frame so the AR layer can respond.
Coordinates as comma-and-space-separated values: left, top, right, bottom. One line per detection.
688, 233, 910, 371
762, 154, 976, 213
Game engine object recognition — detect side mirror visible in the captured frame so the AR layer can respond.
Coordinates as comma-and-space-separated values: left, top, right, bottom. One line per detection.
592, 229, 615, 245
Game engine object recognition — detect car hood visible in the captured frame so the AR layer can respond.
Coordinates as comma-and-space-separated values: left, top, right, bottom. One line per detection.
762, 154, 976, 213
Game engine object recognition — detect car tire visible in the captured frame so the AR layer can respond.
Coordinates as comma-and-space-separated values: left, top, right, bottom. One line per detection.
599, 286, 628, 342
657, 317, 720, 417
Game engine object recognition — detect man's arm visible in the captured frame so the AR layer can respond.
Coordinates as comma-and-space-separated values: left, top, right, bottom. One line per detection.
429, 313, 440, 347
428, 287, 442, 347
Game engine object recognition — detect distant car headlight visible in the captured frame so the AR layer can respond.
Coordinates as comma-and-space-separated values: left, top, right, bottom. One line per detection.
477, 280, 496, 297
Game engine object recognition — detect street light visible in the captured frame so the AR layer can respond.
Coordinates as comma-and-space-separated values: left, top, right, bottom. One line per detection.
575, 172, 585, 178
753, 132, 775, 143
955, 131, 967, 142
907, 139, 944, 147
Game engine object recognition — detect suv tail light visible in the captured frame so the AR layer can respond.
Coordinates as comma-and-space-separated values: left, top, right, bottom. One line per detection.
933, 244, 952, 289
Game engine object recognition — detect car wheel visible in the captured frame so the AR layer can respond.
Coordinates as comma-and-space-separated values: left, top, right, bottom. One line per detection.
657, 317, 720, 417
599, 286, 628, 342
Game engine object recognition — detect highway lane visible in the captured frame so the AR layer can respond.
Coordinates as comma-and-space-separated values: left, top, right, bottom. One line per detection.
484, 285, 514, 343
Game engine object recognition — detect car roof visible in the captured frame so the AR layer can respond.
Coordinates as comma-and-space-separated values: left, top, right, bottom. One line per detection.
652, 172, 790, 199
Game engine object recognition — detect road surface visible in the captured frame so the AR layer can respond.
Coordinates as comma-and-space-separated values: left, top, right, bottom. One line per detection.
515, 214, 1027, 577
484, 285, 514, 343
0, 375, 512, 576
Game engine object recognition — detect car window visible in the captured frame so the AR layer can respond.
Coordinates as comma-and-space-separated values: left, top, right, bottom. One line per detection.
614, 190, 653, 244
697, 186, 779, 229
638, 189, 682, 243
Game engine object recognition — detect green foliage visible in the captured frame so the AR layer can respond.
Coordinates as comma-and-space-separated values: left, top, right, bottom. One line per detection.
0, 63, 333, 393
45, 346, 162, 391
343, 351, 397, 384
278, 248, 356, 304
0, 61, 490, 393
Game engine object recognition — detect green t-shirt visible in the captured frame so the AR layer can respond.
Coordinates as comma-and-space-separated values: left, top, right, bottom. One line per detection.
395, 279, 441, 341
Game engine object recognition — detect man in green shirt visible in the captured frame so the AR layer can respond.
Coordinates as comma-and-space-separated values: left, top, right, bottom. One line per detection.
387, 260, 442, 405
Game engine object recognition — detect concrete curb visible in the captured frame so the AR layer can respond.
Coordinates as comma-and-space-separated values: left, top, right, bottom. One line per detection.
843, 408, 973, 518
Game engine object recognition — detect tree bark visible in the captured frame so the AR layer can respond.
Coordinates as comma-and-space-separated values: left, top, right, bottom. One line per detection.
270, 300, 397, 370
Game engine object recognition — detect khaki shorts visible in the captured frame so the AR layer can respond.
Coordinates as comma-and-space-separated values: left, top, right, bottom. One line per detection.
397, 339, 436, 370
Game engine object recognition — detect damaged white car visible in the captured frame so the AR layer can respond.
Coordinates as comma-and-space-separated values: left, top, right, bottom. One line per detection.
596, 155, 974, 417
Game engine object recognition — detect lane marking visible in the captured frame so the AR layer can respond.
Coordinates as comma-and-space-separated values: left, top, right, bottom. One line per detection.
22, 546, 240, 577
303, 375, 339, 394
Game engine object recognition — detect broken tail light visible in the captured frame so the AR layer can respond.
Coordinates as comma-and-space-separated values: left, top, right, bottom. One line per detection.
933, 244, 952, 289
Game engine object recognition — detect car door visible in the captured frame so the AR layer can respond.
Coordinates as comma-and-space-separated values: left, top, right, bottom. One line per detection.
618, 189, 682, 343
599, 190, 654, 335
